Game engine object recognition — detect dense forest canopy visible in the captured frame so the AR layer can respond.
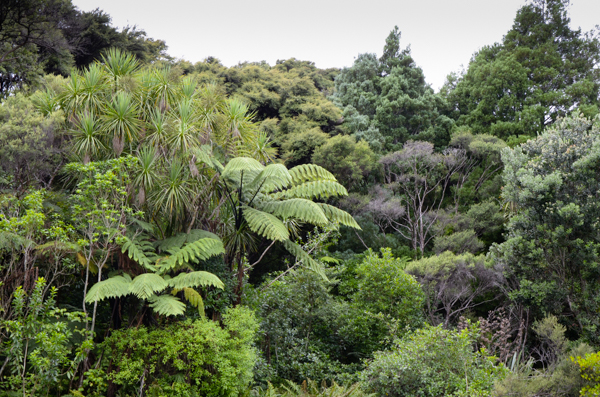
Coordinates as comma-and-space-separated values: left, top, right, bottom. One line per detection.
1, 0, 600, 396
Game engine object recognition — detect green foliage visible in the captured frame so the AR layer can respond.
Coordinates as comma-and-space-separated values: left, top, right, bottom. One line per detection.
362, 324, 507, 397
405, 251, 504, 326
97, 306, 258, 397
0, 190, 79, 319
494, 316, 592, 397
253, 379, 372, 397
573, 351, 600, 397
447, 0, 600, 138
494, 113, 600, 342
351, 248, 423, 325
311, 135, 379, 190
0, 93, 65, 190
190, 58, 343, 164
0, 277, 92, 396
250, 269, 362, 384
334, 27, 454, 150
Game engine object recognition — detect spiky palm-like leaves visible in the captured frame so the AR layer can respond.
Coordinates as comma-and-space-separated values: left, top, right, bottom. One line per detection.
150, 159, 192, 222
101, 48, 140, 91
70, 113, 106, 163
102, 91, 142, 154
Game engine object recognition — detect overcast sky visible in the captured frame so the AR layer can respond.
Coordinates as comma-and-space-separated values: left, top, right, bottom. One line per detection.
72, 0, 599, 91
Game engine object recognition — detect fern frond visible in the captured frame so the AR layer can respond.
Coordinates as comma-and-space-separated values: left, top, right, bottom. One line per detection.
148, 294, 186, 316
288, 163, 337, 184
0, 231, 33, 250
260, 199, 328, 225
168, 270, 224, 289
159, 238, 225, 272
282, 240, 327, 280
121, 236, 157, 270
155, 229, 220, 252
154, 233, 187, 251
130, 218, 156, 233
192, 145, 224, 173
273, 180, 348, 200
129, 273, 168, 300
187, 229, 220, 242
85, 274, 132, 303
317, 203, 361, 229
35, 241, 80, 254
243, 206, 289, 241
247, 164, 292, 192
221, 157, 264, 180
173, 287, 205, 317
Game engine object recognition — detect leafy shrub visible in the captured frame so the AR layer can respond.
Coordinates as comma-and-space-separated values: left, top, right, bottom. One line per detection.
573, 351, 600, 397
338, 248, 425, 357
251, 269, 361, 384
252, 379, 373, 397
0, 277, 92, 396
98, 306, 258, 396
362, 325, 506, 397
491, 316, 592, 397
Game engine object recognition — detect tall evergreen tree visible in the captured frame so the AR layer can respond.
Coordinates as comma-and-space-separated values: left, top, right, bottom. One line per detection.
334, 26, 454, 151
447, 0, 600, 139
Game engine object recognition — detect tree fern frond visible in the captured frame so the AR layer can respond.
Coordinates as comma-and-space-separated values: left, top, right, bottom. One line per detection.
282, 240, 327, 280
35, 241, 80, 254
159, 238, 225, 272
243, 206, 289, 241
172, 287, 205, 317
155, 233, 187, 251
192, 146, 224, 173
168, 270, 224, 289
221, 157, 264, 179
187, 229, 220, 242
155, 230, 220, 252
85, 274, 132, 303
247, 164, 292, 192
129, 273, 168, 300
273, 180, 348, 200
121, 236, 157, 270
288, 163, 337, 184
129, 217, 155, 232
260, 199, 328, 225
317, 203, 362, 229
0, 231, 33, 250
148, 294, 186, 316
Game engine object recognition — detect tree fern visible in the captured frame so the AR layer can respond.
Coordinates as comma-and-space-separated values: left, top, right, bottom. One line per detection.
85, 274, 132, 303
288, 163, 337, 184
247, 163, 292, 192
121, 236, 157, 270
159, 237, 225, 272
155, 229, 220, 251
168, 270, 224, 289
148, 294, 186, 316
221, 157, 264, 181
192, 145, 224, 173
260, 199, 329, 225
317, 203, 362, 229
273, 180, 348, 200
243, 206, 290, 241
282, 240, 326, 280
172, 287, 205, 316
0, 231, 32, 250
129, 273, 168, 300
